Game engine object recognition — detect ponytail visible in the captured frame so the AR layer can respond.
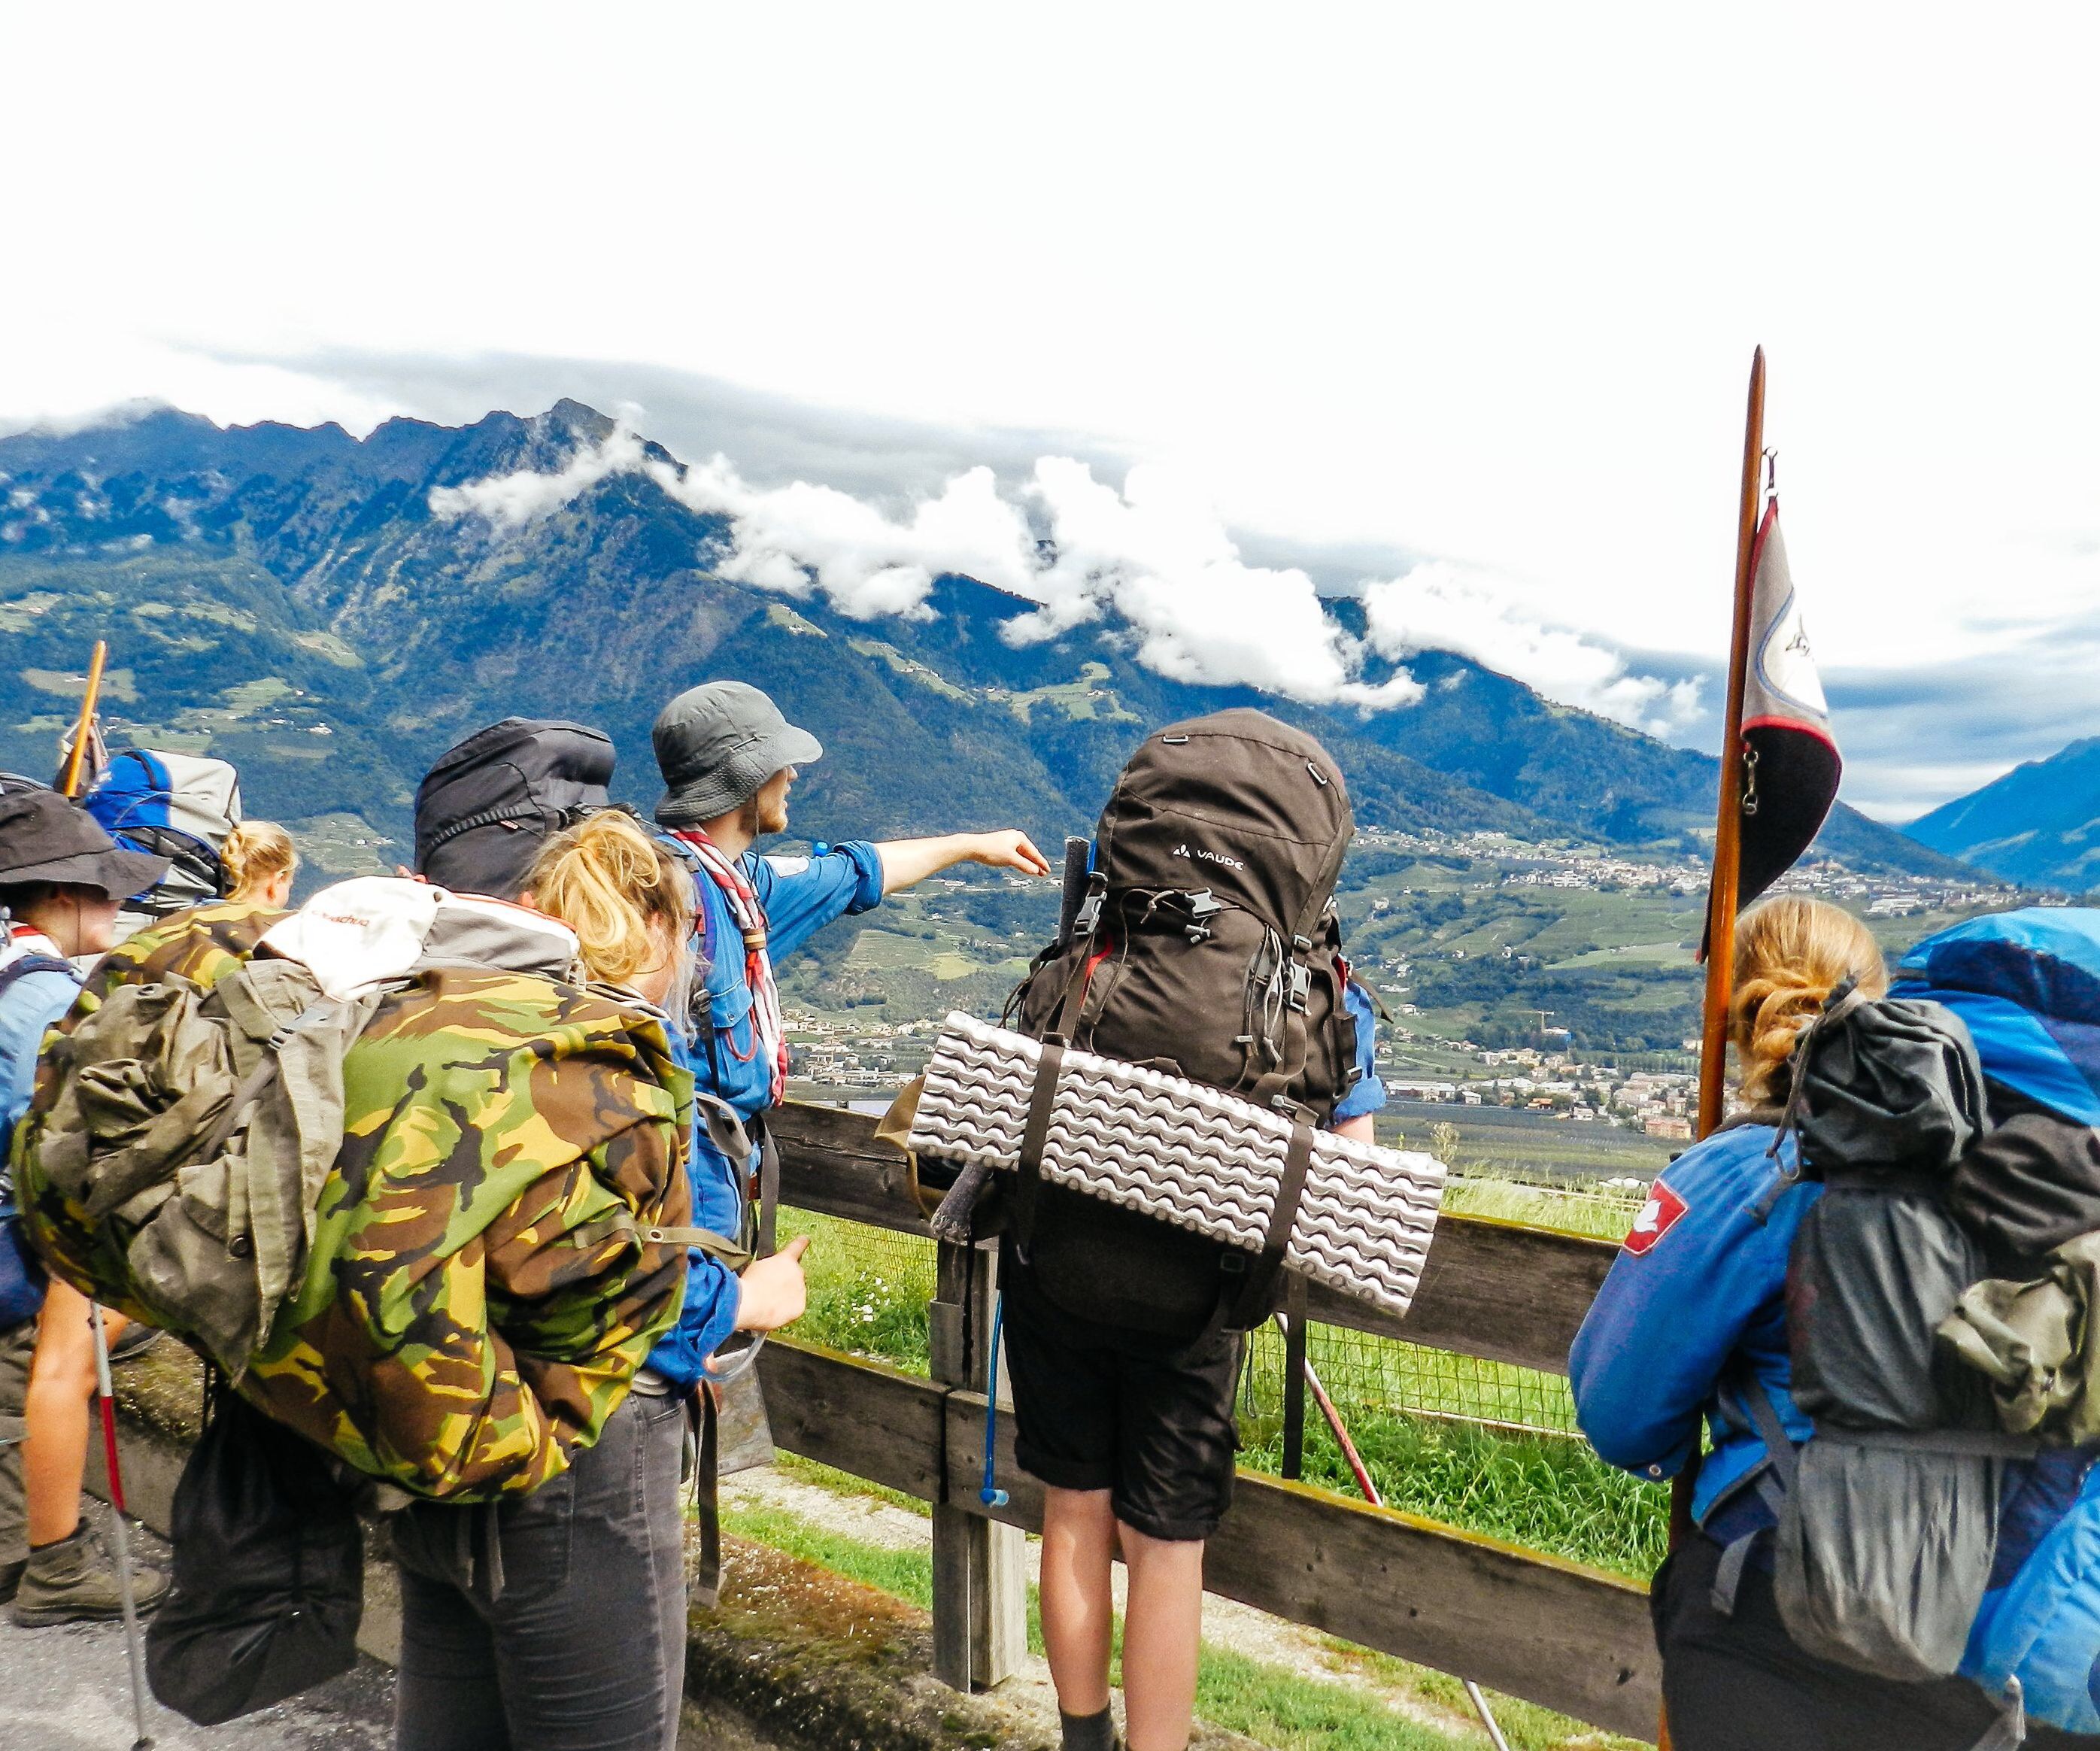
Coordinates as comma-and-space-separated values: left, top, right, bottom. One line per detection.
527, 812, 696, 1000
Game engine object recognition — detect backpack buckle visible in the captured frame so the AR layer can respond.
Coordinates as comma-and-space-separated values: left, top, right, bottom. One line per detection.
1182, 889, 1221, 943
1286, 964, 1312, 1012
1073, 891, 1103, 936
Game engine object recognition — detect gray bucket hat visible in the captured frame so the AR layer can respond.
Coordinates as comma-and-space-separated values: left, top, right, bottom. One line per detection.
0, 787, 171, 898
652, 681, 824, 827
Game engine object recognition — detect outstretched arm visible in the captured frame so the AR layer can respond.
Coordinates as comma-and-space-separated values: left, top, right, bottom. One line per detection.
875, 830, 1051, 895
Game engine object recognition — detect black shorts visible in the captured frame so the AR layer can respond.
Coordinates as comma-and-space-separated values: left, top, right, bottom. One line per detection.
1000, 1259, 1243, 1543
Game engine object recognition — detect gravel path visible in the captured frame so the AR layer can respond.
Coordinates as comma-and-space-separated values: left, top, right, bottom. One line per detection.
0, 1518, 394, 1751
0, 1513, 773, 1751
724, 1463, 1492, 1742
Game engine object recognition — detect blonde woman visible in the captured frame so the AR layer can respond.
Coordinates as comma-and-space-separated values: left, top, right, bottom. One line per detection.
524, 812, 811, 1343
1570, 898, 2081, 1749
220, 821, 297, 907
387, 810, 807, 1751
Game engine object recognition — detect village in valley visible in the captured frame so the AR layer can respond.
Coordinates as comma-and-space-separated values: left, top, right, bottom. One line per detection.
778, 824, 2035, 1167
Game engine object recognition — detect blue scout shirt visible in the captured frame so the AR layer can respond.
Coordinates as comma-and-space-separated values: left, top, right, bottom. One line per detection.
0, 933, 81, 1325
1333, 980, 1387, 1124
1568, 1121, 1816, 1526
645, 842, 885, 1387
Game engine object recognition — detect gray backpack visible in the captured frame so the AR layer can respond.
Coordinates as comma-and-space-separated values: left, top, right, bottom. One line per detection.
1719, 988, 2029, 1726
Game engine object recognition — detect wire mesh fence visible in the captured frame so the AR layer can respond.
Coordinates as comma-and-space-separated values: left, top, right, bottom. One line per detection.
1238, 1318, 1580, 1440
775, 1174, 1670, 1576
781, 1173, 1625, 1442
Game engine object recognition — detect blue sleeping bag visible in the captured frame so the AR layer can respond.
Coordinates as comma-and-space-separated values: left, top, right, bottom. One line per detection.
1897, 907, 2100, 1730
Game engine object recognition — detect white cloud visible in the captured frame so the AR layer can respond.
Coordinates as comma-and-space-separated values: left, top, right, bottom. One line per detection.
429, 423, 648, 526
1015, 460, 1422, 707
643, 453, 1039, 621
430, 433, 1423, 706
1361, 562, 1704, 737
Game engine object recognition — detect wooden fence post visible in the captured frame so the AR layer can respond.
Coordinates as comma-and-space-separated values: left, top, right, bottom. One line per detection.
928, 1234, 1027, 1691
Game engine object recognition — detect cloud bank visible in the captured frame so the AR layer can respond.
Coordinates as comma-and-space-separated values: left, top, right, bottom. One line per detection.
432, 424, 1709, 727
1359, 563, 1707, 739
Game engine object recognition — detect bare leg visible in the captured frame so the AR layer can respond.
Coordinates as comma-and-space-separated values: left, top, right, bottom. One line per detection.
1039, 1485, 1117, 1716
1118, 1523, 1204, 1751
23, 1280, 124, 1546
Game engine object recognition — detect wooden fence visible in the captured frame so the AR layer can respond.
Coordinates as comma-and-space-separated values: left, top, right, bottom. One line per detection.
759, 1103, 1659, 1740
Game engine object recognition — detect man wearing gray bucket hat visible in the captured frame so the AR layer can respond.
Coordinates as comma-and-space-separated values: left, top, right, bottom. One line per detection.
640, 679, 1048, 1405
0, 788, 171, 1625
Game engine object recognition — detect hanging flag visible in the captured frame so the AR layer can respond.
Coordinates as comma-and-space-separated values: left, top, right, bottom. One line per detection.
1734, 500, 1841, 908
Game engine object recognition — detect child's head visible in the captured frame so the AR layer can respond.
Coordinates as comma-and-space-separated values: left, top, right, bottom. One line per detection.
525, 811, 696, 1008
1730, 895, 1888, 1105
222, 821, 298, 907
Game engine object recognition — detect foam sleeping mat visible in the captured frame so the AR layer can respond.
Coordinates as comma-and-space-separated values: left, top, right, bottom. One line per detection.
907, 1012, 1447, 1320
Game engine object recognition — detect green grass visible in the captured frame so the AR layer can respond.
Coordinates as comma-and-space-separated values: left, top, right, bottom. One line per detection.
1440, 1172, 1644, 1242
1238, 1395, 1665, 1579
717, 1496, 1636, 1751
724, 1500, 936, 1607
779, 1208, 934, 1373
773, 1451, 933, 1519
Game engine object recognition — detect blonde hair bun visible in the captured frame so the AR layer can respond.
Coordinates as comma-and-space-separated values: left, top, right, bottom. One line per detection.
222, 821, 297, 903
1730, 896, 1888, 1106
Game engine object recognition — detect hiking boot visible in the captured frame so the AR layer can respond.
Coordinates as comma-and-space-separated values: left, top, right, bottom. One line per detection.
9, 1519, 167, 1626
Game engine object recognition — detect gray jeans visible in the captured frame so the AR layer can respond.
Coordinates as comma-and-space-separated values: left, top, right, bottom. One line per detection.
0, 1316, 34, 1570
390, 1388, 689, 1751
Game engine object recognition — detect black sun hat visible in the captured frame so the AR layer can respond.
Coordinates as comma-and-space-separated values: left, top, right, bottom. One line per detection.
0, 787, 171, 899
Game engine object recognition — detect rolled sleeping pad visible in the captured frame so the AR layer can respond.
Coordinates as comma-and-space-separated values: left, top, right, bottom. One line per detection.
1058, 836, 1091, 942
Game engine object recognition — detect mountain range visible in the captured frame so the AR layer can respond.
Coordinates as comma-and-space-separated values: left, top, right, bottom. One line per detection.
1908, 739, 2100, 894
0, 400, 1967, 881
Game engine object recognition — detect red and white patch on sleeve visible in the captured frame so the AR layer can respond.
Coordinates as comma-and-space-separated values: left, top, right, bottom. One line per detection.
1622, 1182, 1689, 1257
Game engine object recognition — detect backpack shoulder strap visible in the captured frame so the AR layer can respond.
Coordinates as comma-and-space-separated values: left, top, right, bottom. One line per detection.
1009, 1041, 1066, 1252
1707, 1367, 1801, 1615
0, 954, 74, 1000
1224, 1116, 1316, 1329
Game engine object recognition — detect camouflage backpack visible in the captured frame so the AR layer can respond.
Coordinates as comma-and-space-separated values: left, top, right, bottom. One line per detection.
17, 894, 697, 1500
26, 939, 383, 1374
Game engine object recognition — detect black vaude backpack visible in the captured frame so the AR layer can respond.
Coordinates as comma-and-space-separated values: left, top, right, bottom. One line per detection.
1005, 709, 1358, 1337
414, 718, 616, 900
1720, 987, 2023, 1701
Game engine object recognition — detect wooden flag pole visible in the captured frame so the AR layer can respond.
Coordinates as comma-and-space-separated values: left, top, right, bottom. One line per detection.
1695, 348, 1768, 1140
57, 639, 108, 799
1661, 347, 1767, 1751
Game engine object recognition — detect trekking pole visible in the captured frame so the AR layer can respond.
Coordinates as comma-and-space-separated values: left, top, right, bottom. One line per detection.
1275, 1312, 1510, 1751
58, 639, 108, 798
89, 1303, 155, 1751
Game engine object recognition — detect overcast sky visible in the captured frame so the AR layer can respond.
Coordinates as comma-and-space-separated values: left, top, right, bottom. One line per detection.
5, 4, 2095, 819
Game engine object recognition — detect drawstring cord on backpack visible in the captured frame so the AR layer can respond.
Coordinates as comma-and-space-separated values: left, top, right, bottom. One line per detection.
1749, 976, 1872, 1225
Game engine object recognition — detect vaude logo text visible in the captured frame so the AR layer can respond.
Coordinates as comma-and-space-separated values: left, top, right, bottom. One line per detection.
1171, 843, 1246, 872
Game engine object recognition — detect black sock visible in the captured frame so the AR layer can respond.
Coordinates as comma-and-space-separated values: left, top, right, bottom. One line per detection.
27, 1525, 84, 1554
1060, 1706, 1116, 1751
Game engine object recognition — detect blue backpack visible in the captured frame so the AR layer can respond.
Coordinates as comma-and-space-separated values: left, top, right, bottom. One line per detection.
83, 750, 241, 913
